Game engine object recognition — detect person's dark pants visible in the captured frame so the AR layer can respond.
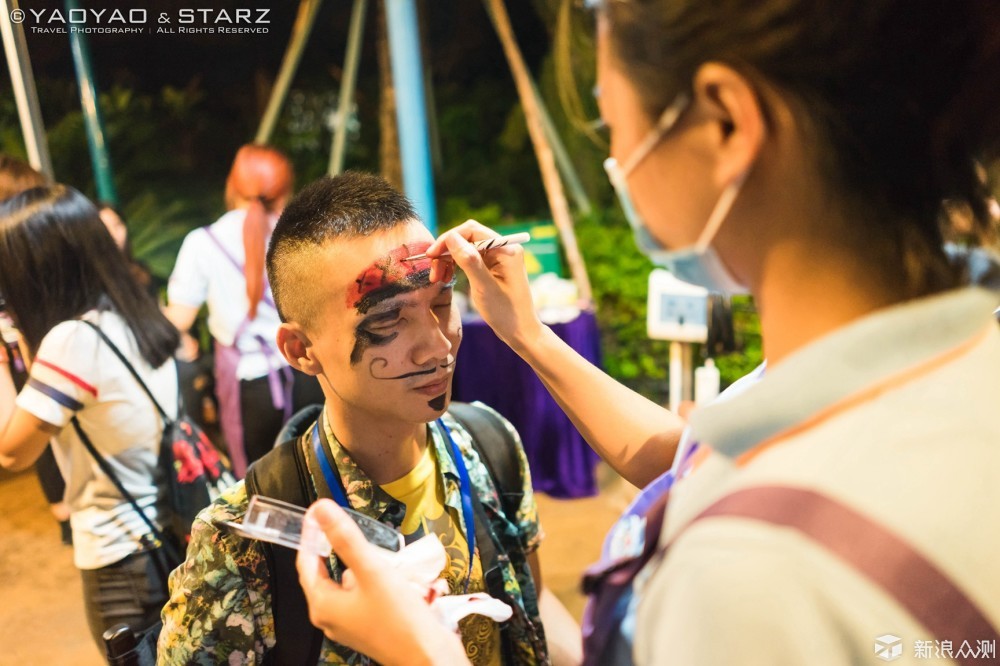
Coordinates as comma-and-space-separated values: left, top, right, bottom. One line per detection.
239, 370, 324, 465
35, 444, 65, 504
80, 547, 176, 651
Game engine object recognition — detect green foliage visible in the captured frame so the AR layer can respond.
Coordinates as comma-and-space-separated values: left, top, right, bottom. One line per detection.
714, 295, 764, 384
121, 191, 203, 280
440, 197, 507, 231
575, 208, 670, 398
576, 207, 764, 399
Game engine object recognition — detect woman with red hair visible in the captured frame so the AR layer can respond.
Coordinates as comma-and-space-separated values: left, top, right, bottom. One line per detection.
166, 145, 322, 476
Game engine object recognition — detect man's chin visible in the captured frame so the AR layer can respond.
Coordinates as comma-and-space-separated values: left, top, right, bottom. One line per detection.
426, 391, 449, 413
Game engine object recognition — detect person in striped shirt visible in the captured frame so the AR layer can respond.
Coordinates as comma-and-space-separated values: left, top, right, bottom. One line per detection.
0, 185, 182, 652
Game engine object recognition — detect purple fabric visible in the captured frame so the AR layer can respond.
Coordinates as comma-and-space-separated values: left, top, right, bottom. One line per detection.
214, 339, 247, 478
254, 333, 294, 419
452, 311, 601, 498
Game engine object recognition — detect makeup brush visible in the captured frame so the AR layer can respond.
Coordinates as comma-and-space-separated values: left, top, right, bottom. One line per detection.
402, 232, 531, 262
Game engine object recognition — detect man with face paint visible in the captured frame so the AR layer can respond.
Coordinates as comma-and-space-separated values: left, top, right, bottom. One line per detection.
158, 172, 554, 665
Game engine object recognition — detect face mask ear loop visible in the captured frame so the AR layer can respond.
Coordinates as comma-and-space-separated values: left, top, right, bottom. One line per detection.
693, 168, 749, 252
620, 94, 691, 175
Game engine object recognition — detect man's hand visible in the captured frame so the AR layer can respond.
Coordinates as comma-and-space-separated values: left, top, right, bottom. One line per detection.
296, 499, 470, 666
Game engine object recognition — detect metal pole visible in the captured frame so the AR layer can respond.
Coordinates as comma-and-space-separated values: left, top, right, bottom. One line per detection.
384, 0, 437, 233
328, 0, 367, 175
668, 341, 693, 412
0, 0, 53, 178
66, 0, 116, 204
256, 0, 324, 145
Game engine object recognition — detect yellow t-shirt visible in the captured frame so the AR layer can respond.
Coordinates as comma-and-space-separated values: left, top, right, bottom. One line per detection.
380, 446, 502, 665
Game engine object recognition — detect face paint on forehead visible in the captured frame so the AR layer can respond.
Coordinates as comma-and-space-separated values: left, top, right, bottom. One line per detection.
347, 242, 434, 314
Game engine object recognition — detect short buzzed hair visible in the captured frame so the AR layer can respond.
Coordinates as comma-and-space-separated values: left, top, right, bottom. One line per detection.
266, 171, 418, 327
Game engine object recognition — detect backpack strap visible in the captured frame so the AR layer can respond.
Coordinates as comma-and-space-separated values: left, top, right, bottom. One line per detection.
681, 486, 1000, 663
70, 417, 181, 576
446, 402, 531, 664
78, 320, 173, 423
447, 401, 524, 522
245, 434, 324, 666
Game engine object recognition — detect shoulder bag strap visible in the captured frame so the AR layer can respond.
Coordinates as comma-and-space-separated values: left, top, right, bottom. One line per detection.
78, 319, 171, 423
681, 485, 1000, 663
70, 417, 181, 570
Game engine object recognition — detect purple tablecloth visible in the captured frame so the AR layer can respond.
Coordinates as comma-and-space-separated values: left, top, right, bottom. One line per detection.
453, 312, 601, 498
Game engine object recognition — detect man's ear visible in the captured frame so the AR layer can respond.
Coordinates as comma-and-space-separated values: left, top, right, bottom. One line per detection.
691, 62, 766, 188
276, 323, 322, 376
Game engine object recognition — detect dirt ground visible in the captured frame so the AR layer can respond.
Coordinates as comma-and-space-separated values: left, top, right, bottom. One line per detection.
0, 464, 636, 665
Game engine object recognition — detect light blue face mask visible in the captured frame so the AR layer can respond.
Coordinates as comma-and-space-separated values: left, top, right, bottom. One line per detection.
603, 94, 750, 294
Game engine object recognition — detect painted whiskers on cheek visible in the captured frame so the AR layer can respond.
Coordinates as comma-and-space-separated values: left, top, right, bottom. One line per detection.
367, 357, 455, 381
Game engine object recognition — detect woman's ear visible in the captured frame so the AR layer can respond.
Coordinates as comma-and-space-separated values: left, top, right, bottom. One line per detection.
692, 62, 767, 187
277, 323, 321, 375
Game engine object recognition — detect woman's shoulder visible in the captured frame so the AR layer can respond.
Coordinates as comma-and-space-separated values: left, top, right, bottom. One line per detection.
178, 210, 244, 260
38, 314, 102, 351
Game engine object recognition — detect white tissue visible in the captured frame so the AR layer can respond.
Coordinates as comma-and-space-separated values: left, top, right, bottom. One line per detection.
393, 535, 514, 630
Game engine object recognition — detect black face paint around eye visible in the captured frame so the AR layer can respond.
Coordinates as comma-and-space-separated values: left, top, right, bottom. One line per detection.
350, 329, 398, 366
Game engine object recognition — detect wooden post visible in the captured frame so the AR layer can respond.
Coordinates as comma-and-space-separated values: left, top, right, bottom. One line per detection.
485, 0, 593, 306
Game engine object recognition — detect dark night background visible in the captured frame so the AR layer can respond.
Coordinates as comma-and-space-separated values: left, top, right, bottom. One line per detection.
0, 0, 763, 393
2, 0, 556, 227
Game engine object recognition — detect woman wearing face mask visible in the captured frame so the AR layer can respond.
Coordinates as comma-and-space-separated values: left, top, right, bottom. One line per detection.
294, 1, 1000, 663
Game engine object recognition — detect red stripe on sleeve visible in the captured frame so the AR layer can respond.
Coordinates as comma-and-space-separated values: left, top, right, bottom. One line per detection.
34, 358, 98, 397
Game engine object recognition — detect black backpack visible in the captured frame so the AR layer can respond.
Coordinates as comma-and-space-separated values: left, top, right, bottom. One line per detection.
244, 402, 525, 665
73, 320, 235, 563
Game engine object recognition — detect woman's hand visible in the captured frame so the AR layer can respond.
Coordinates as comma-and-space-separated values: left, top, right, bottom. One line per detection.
296, 500, 470, 666
426, 220, 545, 354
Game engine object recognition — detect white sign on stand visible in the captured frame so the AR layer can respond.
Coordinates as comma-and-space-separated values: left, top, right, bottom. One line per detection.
647, 270, 709, 412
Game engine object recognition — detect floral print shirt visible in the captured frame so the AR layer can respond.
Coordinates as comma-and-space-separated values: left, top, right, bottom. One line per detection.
157, 405, 548, 665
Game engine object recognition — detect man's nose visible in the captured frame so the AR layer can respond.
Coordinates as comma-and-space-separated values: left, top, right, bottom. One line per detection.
412, 313, 453, 367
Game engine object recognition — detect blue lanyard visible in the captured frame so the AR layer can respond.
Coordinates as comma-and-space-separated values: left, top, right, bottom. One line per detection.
437, 418, 476, 593
311, 418, 477, 592
312, 423, 350, 508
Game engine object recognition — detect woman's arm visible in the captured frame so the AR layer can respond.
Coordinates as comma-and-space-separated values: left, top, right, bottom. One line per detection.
0, 356, 58, 471
516, 326, 684, 488
163, 303, 199, 334
429, 223, 686, 487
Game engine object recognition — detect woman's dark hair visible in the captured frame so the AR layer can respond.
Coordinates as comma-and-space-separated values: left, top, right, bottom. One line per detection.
597, 0, 1000, 294
0, 185, 179, 366
0, 154, 47, 200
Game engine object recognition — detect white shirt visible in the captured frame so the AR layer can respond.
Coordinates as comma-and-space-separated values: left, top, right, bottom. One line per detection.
168, 208, 285, 380
16, 310, 179, 569
636, 287, 1000, 665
